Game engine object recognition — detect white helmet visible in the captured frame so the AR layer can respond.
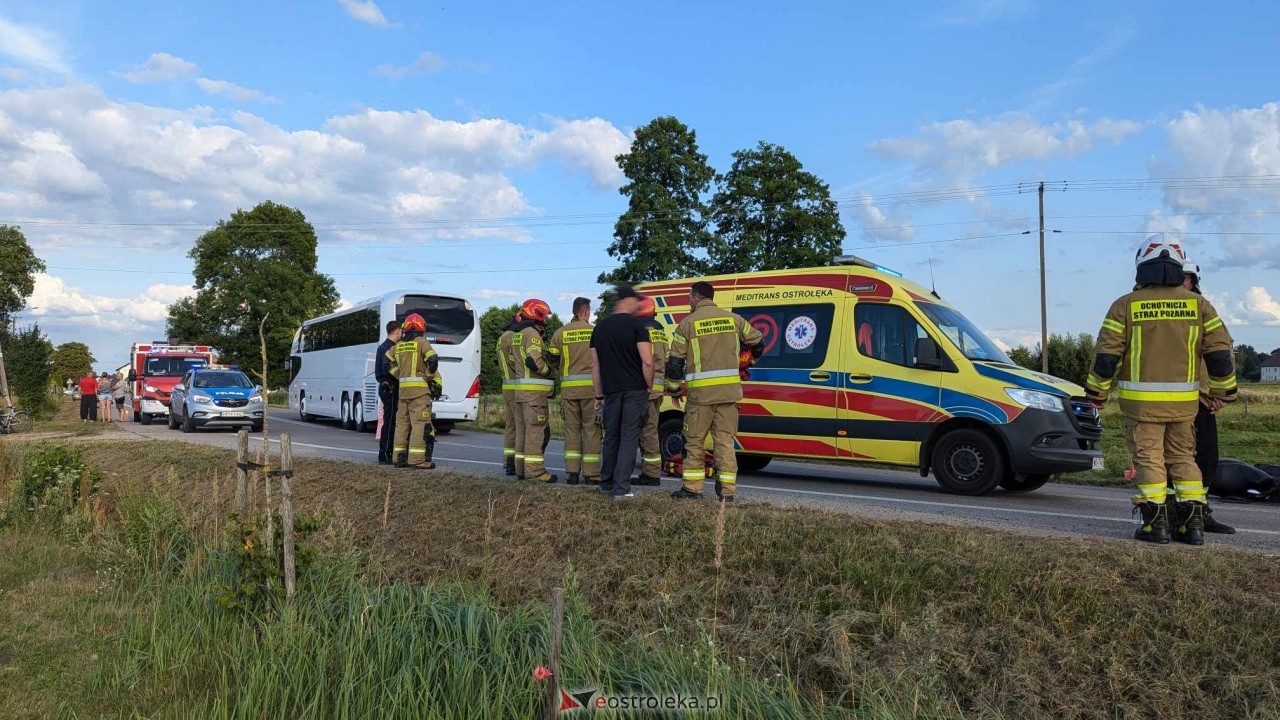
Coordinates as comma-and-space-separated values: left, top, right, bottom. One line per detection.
1134, 234, 1187, 269
1182, 257, 1201, 276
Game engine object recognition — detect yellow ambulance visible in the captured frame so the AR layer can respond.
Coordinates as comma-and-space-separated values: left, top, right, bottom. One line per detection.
636, 256, 1104, 495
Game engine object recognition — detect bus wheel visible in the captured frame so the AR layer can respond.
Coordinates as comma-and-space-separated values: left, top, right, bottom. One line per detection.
340, 394, 355, 431
351, 394, 368, 432
931, 428, 1005, 496
999, 472, 1052, 492
299, 393, 316, 422
735, 454, 772, 474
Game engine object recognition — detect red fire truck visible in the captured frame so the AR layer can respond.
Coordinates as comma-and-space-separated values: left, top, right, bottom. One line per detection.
128, 341, 218, 425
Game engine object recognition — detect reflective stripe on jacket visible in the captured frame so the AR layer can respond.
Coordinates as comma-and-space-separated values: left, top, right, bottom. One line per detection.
386, 336, 439, 399
497, 329, 516, 393
645, 319, 668, 399
549, 319, 595, 400
667, 299, 763, 404
508, 325, 554, 400
1086, 285, 1236, 422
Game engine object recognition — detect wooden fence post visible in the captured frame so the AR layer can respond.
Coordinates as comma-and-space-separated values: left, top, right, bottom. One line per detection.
234, 429, 249, 515
280, 432, 296, 599
543, 587, 566, 720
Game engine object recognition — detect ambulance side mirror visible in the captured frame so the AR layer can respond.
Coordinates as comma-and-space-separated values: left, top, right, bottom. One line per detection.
914, 337, 943, 371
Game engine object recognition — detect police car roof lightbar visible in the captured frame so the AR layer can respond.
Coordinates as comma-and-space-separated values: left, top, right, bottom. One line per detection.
833, 254, 903, 278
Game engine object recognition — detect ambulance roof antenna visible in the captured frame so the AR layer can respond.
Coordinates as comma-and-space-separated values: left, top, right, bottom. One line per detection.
928, 258, 940, 299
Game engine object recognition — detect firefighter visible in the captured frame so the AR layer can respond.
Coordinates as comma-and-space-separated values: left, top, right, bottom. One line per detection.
666, 281, 764, 501
1179, 258, 1235, 534
507, 298, 558, 483
496, 312, 522, 476
635, 297, 667, 485
387, 313, 443, 469
547, 297, 600, 485
1086, 237, 1237, 544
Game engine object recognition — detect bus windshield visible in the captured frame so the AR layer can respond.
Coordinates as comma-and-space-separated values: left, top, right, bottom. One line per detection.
396, 295, 475, 345
914, 302, 1013, 364
144, 357, 207, 377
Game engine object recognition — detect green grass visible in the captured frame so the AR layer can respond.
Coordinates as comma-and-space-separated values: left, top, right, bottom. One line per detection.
30, 440, 1280, 719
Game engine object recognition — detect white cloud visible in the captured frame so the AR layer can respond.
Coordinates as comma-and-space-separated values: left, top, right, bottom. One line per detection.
848, 193, 914, 242
0, 84, 629, 246
0, 66, 26, 82
0, 14, 68, 74
1235, 287, 1280, 326
869, 114, 1142, 179
933, 0, 1031, 27
374, 52, 446, 79
337, 0, 396, 27
29, 273, 192, 331
119, 52, 199, 84
194, 77, 273, 103
985, 328, 1042, 353
475, 289, 522, 301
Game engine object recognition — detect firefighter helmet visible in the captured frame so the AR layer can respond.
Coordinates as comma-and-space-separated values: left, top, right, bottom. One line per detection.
636, 297, 657, 317
1210, 459, 1279, 501
1134, 235, 1187, 268
1182, 256, 1201, 276
401, 313, 427, 334
521, 299, 551, 324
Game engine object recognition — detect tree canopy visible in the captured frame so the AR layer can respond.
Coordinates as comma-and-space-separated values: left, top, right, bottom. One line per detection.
7, 324, 54, 417
166, 201, 338, 388
478, 303, 563, 395
51, 342, 95, 386
0, 225, 47, 331
1007, 333, 1096, 387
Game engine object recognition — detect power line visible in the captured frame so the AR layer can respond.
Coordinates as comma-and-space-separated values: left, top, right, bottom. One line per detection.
43, 264, 615, 277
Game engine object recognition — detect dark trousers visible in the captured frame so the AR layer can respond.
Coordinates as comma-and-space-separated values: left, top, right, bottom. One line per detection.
1193, 402, 1219, 490
379, 390, 398, 462
80, 395, 96, 421
599, 389, 648, 496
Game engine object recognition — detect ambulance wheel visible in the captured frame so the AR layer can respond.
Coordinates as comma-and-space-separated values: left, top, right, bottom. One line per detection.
999, 473, 1052, 493
932, 428, 1005, 496
658, 417, 686, 468
735, 454, 772, 474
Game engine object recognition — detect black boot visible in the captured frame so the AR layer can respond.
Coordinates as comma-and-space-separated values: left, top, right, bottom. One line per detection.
422, 436, 436, 470
1202, 504, 1235, 534
1133, 502, 1171, 544
634, 475, 661, 486
566, 473, 581, 485
1172, 501, 1206, 546
504, 457, 516, 476
671, 488, 701, 500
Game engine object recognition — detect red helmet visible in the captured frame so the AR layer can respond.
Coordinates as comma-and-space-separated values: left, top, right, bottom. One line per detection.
521, 298, 551, 324
635, 297, 657, 317
402, 313, 427, 334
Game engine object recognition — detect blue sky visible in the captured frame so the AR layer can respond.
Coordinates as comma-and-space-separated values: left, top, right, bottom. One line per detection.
2, 0, 1279, 370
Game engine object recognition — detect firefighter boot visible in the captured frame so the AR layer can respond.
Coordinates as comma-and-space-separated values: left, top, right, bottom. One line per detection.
504, 457, 516, 477
1202, 505, 1235, 534
422, 436, 436, 470
1133, 502, 1171, 544
1172, 501, 1206, 546
566, 473, 581, 485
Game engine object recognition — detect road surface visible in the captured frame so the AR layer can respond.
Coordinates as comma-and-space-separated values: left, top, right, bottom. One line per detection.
116, 409, 1280, 552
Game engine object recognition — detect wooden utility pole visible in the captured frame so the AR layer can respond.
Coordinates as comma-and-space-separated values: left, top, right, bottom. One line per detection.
0, 336, 13, 411
280, 433, 297, 599
1038, 181, 1049, 374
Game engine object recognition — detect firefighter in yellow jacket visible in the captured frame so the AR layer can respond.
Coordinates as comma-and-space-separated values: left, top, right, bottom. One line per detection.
1086, 237, 1237, 545
666, 281, 764, 501
387, 313, 443, 469
546, 297, 600, 485
496, 312, 522, 476
636, 297, 667, 485
507, 298, 558, 483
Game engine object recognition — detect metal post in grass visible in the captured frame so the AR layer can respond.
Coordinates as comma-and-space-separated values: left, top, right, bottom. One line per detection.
235, 429, 249, 514
543, 587, 566, 720
280, 432, 297, 599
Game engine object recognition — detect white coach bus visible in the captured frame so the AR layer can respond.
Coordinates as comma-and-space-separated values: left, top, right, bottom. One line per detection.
286, 290, 481, 433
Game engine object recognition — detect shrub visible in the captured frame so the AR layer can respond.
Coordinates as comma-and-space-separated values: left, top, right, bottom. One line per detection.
5, 443, 99, 527
215, 511, 321, 614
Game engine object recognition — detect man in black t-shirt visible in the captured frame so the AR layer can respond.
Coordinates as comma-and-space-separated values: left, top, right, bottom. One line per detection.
590, 285, 654, 499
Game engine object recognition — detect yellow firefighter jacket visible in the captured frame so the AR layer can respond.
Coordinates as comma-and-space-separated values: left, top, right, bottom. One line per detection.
507, 325, 554, 402
1085, 285, 1236, 422
386, 335, 440, 400
548, 319, 595, 401
497, 328, 516, 395
666, 299, 764, 405
644, 318, 668, 400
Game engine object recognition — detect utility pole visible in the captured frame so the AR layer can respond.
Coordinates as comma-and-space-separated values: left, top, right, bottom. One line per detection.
1038, 181, 1048, 374
0, 336, 13, 411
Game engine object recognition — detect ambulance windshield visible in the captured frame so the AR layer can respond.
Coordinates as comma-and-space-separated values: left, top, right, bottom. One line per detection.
915, 302, 1012, 364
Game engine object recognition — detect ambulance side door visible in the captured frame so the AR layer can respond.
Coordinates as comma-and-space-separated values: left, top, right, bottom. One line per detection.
840, 300, 944, 464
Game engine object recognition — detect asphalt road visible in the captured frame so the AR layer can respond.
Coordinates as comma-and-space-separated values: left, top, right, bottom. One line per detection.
117, 408, 1280, 553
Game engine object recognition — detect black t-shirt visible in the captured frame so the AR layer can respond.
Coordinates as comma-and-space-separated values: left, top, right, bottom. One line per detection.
590, 312, 649, 395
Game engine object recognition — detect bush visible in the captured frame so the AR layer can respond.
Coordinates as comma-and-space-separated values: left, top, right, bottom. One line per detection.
4, 443, 98, 527
6, 324, 55, 418
214, 511, 321, 614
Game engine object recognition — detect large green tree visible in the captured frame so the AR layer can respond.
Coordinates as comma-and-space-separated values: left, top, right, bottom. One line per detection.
1235, 344, 1262, 382
0, 225, 47, 331
600, 117, 715, 285
1007, 333, 1096, 387
51, 342, 95, 387
166, 201, 338, 388
707, 141, 846, 274
7, 324, 54, 417
478, 303, 563, 395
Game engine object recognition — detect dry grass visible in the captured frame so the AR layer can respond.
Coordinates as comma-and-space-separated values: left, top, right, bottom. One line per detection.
63, 438, 1280, 720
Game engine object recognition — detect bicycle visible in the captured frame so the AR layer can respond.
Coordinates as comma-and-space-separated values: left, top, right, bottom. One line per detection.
0, 408, 33, 435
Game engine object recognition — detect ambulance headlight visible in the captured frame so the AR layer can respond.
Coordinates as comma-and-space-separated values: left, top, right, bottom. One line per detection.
1004, 388, 1064, 412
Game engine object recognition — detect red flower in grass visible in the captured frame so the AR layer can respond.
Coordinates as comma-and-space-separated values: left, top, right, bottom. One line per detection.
532, 666, 553, 682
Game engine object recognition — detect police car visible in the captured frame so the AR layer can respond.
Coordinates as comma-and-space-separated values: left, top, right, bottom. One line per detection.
167, 366, 265, 433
